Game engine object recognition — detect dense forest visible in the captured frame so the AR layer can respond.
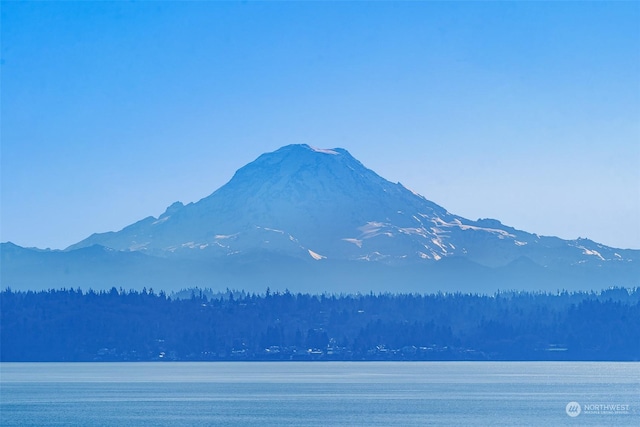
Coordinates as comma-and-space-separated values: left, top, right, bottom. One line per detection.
1, 287, 638, 361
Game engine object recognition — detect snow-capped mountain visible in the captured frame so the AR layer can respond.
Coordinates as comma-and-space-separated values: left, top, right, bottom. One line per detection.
67, 144, 635, 268
2, 144, 638, 292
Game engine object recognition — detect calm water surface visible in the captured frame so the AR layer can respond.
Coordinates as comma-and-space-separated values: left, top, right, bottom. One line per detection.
1, 362, 638, 426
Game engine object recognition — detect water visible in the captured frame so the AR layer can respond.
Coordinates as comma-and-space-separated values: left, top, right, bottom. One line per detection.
1, 362, 638, 426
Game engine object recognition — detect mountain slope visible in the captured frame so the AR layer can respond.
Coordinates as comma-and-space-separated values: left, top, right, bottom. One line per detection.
67, 144, 637, 269
3, 144, 638, 293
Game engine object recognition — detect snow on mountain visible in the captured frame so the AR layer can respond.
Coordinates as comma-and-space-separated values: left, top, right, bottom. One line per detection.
67, 144, 636, 269
3, 144, 639, 293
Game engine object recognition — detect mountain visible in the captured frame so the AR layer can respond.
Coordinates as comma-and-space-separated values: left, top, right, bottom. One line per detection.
2, 144, 638, 293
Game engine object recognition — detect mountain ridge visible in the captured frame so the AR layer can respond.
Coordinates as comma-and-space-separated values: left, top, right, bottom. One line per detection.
2, 144, 638, 292
66, 144, 636, 267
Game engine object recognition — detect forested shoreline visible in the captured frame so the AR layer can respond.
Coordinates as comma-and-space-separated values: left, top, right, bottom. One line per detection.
1, 287, 638, 361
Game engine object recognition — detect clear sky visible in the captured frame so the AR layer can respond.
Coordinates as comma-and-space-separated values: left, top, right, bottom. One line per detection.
2, 1, 639, 250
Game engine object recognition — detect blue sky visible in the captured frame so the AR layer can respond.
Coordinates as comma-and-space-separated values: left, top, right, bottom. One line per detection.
2, 1, 639, 250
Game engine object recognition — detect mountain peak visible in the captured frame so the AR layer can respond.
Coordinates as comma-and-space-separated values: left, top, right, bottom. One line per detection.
61, 144, 638, 277
219, 143, 378, 199
276, 143, 341, 156
258, 144, 356, 166
6, 144, 639, 293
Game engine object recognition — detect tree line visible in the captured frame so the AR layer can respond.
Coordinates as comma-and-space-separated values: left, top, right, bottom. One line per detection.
1, 286, 638, 361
